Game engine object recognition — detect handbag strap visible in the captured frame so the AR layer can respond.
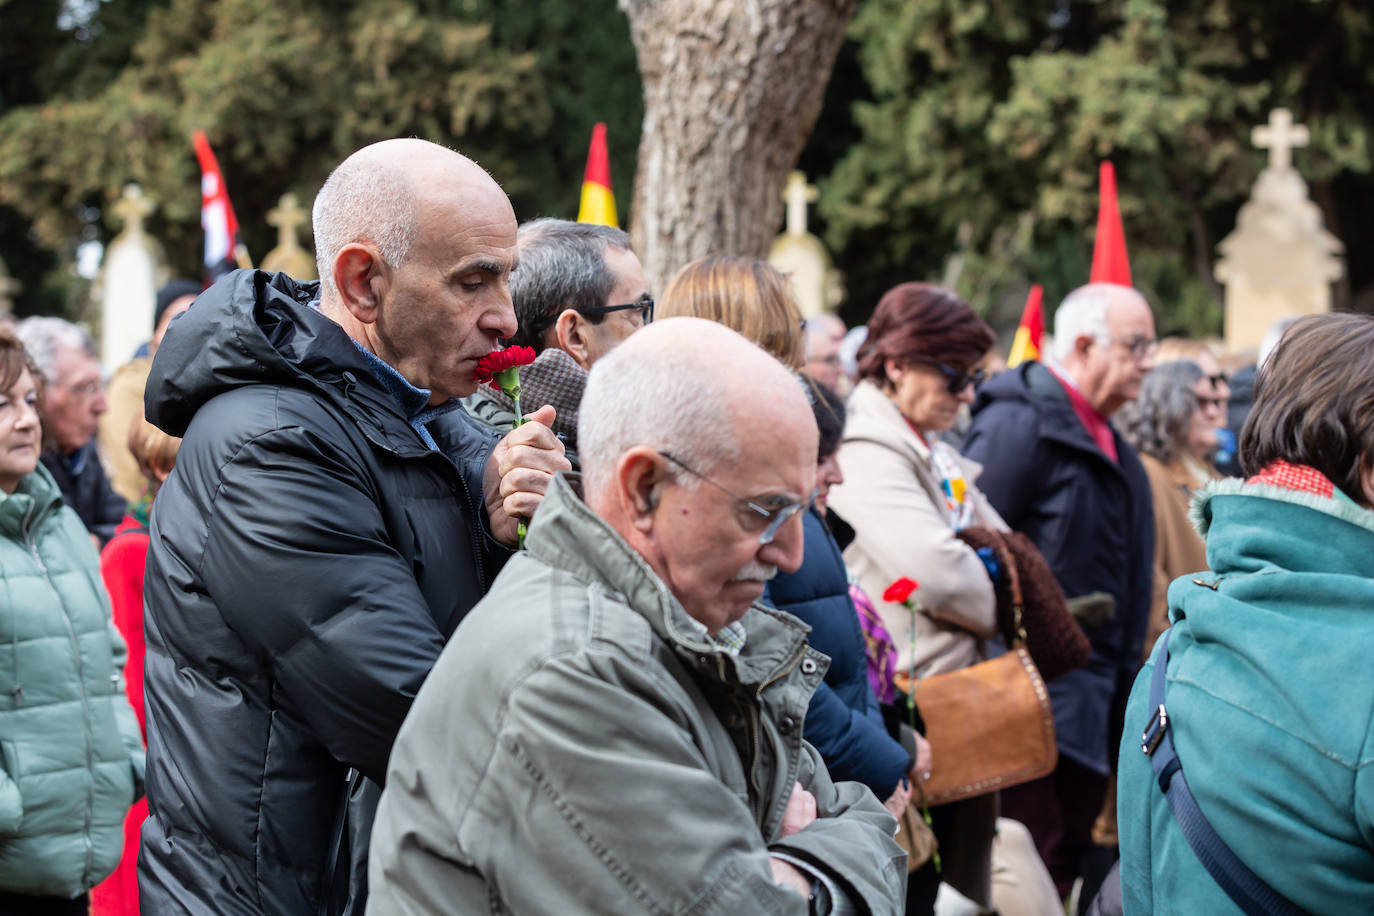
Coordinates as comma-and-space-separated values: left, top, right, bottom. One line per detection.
1142, 627, 1307, 916
982, 529, 1027, 646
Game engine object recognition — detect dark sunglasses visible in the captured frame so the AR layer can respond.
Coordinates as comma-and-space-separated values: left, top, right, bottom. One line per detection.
529, 297, 654, 336
1207, 373, 1229, 389
910, 358, 985, 394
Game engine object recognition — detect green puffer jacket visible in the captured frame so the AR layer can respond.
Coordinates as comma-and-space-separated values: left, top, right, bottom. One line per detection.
0, 463, 144, 897
369, 473, 907, 914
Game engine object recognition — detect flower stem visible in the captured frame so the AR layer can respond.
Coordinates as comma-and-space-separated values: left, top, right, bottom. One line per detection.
907, 601, 917, 732
510, 385, 527, 549
909, 599, 939, 872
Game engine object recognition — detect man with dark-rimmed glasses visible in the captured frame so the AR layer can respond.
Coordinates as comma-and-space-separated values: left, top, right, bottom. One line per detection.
463, 218, 651, 460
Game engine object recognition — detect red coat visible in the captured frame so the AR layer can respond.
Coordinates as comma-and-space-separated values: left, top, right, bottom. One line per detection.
91, 514, 149, 916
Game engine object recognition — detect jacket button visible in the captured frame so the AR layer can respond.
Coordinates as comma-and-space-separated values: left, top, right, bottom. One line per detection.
801, 658, 818, 675
779, 715, 797, 734
342, 371, 357, 386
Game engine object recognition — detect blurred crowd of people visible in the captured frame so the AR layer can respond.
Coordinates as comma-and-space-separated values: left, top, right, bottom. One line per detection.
2, 137, 1371, 916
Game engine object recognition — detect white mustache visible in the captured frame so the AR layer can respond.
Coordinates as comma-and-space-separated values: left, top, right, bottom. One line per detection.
730, 562, 778, 583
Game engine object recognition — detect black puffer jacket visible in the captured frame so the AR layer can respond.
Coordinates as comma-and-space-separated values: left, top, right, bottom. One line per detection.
963, 361, 1153, 777
138, 270, 506, 915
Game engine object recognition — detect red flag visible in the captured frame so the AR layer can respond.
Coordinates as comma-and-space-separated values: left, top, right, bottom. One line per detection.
1089, 161, 1131, 286
193, 130, 249, 282
1006, 284, 1043, 368
577, 123, 618, 227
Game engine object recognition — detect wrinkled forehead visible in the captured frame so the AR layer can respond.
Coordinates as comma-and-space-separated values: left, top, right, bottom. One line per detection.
53, 344, 100, 383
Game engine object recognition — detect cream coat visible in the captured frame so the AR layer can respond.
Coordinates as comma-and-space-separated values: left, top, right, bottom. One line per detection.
829, 380, 1007, 677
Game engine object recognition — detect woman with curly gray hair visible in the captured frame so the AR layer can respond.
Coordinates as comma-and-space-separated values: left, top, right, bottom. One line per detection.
1116, 360, 1224, 656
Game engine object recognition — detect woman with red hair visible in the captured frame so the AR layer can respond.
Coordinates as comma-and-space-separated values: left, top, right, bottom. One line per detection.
828, 283, 1054, 914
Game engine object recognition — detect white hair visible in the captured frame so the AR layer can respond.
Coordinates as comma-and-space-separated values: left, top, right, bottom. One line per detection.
16, 316, 96, 383
312, 157, 418, 299
579, 340, 742, 502
838, 325, 867, 380
1050, 284, 1117, 363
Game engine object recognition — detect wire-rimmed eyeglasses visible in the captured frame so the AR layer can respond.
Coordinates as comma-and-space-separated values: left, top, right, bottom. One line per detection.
659, 451, 815, 545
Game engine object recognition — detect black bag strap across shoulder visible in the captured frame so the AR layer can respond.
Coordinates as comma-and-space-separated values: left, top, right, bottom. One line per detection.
1141, 625, 1308, 916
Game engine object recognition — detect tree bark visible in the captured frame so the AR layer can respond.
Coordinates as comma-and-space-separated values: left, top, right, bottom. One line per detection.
619, 0, 858, 291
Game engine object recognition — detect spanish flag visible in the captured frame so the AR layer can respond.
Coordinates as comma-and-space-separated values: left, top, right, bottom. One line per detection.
1006, 284, 1043, 368
577, 123, 618, 227
1089, 160, 1132, 286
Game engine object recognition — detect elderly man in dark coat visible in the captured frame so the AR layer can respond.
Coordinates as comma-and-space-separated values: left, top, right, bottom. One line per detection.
137, 139, 568, 915
962, 283, 1156, 900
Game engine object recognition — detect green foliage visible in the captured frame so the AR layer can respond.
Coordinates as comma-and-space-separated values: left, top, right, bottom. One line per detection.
0, 0, 640, 316
813, 0, 1374, 336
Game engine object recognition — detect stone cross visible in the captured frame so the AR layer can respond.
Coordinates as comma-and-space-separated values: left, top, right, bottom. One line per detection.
261, 192, 318, 280
267, 192, 308, 248
112, 183, 155, 233
770, 170, 842, 317
98, 183, 160, 368
782, 171, 817, 237
1217, 108, 1341, 351
0, 258, 20, 315
1252, 108, 1309, 173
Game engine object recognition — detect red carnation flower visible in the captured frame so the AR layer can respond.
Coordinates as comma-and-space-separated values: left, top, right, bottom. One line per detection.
473, 345, 539, 549
883, 577, 920, 604
474, 345, 537, 390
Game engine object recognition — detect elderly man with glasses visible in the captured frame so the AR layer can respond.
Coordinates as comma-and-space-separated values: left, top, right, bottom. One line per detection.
963, 282, 1158, 903
464, 218, 651, 460
16, 316, 125, 545
369, 317, 906, 916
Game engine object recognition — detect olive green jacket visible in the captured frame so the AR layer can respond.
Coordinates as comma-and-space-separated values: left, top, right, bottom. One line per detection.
369, 474, 906, 914
0, 463, 144, 896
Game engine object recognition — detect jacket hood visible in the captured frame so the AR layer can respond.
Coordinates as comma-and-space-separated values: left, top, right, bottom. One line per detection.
526, 473, 815, 688
145, 270, 421, 454
1190, 475, 1374, 580
972, 360, 1066, 414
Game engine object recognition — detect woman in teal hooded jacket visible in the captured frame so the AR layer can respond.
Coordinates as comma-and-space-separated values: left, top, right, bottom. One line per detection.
0, 327, 144, 914
1117, 313, 1374, 914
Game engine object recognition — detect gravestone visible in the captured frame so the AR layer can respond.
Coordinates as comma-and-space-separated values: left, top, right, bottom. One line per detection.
1215, 109, 1343, 351
95, 184, 164, 367
768, 171, 843, 318
260, 192, 318, 280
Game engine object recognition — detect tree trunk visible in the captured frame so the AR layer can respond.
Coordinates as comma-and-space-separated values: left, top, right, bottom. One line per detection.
619, 0, 858, 291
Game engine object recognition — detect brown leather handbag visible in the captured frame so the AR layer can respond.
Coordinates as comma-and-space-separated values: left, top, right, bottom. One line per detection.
895, 535, 1058, 806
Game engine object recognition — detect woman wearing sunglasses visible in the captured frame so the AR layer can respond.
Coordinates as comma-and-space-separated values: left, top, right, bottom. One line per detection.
826, 282, 1015, 913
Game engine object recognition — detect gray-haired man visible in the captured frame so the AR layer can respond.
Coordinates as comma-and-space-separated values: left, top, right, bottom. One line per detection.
463, 218, 650, 454
16, 316, 124, 544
